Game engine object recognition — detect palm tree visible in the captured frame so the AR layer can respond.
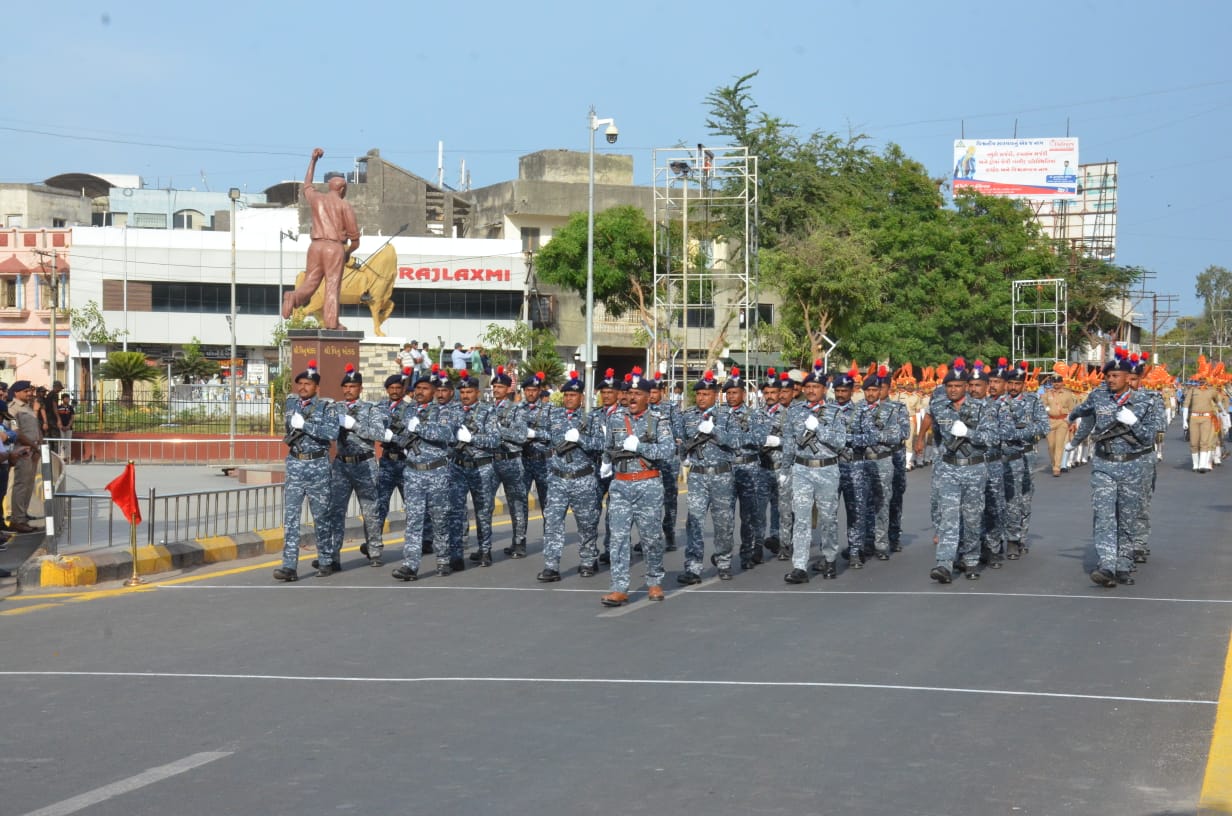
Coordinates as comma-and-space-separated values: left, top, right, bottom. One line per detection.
96, 351, 162, 407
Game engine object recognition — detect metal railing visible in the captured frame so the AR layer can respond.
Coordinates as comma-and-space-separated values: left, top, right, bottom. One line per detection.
72, 386, 277, 435
53, 480, 407, 553
56, 437, 286, 466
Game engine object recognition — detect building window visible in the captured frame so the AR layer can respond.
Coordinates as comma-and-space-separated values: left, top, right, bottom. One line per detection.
52, 218, 67, 228
0, 277, 18, 308
521, 227, 541, 253
5, 215, 22, 228
131, 213, 167, 229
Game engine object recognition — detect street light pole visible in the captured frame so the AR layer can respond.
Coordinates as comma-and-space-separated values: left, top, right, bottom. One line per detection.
228, 188, 241, 463
279, 229, 297, 322
585, 105, 617, 407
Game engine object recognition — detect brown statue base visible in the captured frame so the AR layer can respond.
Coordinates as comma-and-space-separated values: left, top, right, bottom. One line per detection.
287, 329, 363, 401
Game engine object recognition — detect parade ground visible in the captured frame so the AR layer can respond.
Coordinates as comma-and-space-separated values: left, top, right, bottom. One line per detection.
1, 444, 1230, 815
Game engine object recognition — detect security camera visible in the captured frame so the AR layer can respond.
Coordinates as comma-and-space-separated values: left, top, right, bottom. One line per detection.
605, 124, 619, 144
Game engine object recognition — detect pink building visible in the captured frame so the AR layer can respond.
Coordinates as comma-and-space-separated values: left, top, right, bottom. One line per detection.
0, 228, 71, 386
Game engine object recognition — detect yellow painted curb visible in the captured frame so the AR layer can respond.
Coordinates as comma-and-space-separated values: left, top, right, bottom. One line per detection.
197, 536, 238, 563
254, 528, 284, 554
1199, 627, 1232, 813
40, 556, 97, 587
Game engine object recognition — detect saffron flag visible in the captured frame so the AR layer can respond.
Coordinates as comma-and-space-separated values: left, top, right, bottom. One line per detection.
106, 462, 142, 525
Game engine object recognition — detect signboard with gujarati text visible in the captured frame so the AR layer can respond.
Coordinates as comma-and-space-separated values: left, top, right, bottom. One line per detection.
952, 138, 1079, 199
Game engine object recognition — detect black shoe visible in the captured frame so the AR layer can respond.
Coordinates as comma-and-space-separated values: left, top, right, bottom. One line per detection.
503, 545, 527, 559
930, 565, 952, 584
717, 566, 733, 580
1090, 568, 1117, 588
599, 551, 611, 565
751, 549, 765, 565
273, 567, 298, 582
848, 551, 864, 569
311, 559, 342, 573
368, 556, 383, 568
764, 536, 781, 555
776, 547, 791, 562
479, 551, 493, 567
875, 552, 890, 561
468, 551, 483, 563
1132, 550, 1148, 564
633, 542, 643, 554
1005, 540, 1022, 560
536, 568, 561, 583
436, 563, 453, 577
360, 542, 370, 558
964, 567, 981, 580
449, 557, 466, 572
676, 571, 702, 586
423, 541, 434, 555
890, 542, 903, 553
740, 558, 754, 570
1116, 571, 1136, 586
392, 565, 419, 581
819, 560, 837, 579
578, 563, 597, 578
315, 566, 335, 578
784, 568, 809, 584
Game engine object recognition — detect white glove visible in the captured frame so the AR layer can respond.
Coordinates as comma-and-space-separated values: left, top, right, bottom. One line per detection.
564, 428, 580, 443
1064, 441, 1074, 452
600, 461, 613, 478
340, 414, 356, 429
383, 428, 394, 442
406, 416, 420, 432
1183, 422, 1189, 431
765, 434, 781, 448
456, 425, 472, 443
1116, 407, 1138, 426
777, 474, 788, 486
290, 413, 305, 430
950, 419, 969, 438
525, 428, 536, 439
804, 414, 820, 431
622, 435, 640, 453
698, 419, 715, 434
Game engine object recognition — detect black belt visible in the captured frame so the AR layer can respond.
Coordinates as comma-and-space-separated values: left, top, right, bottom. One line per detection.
410, 458, 449, 471
523, 449, 548, 461
289, 449, 327, 461
552, 465, 595, 480
494, 450, 520, 461
942, 453, 987, 466
690, 463, 732, 475
795, 455, 838, 468
1096, 448, 1152, 463
455, 457, 493, 468
863, 450, 893, 461
382, 451, 407, 462
1003, 451, 1025, 463
337, 452, 374, 464
732, 454, 759, 465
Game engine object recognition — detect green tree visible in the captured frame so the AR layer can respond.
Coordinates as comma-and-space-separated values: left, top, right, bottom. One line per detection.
480, 321, 565, 384
96, 351, 162, 407
533, 205, 655, 323
171, 337, 220, 383
1195, 264, 1232, 347
69, 300, 127, 346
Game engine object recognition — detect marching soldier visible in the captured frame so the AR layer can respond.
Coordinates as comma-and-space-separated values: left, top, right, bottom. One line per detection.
391, 365, 458, 580
930, 359, 1000, 583
721, 367, 765, 568
431, 367, 467, 572
881, 370, 910, 552
599, 369, 676, 607
1003, 361, 1050, 559
830, 365, 869, 569
783, 362, 847, 583
1067, 348, 1161, 586
772, 371, 796, 561
275, 360, 339, 581
969, 360, 1007, 569
520, 370, 553, 539
451, 370, 502, 567
1127, 354, 1162, 567
757, 369, 787, 558
649, 375, 684, 552
1184, 374, 1221, 472
489, 366, 531, 559
861, 366, 908, 561
587, 368, 622, 566
327, 364, 388, 569
373, 368, 414, 536
677, 371, 737, 584
538, 371, 602, 581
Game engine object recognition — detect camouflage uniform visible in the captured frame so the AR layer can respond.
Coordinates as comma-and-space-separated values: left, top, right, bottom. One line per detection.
491, 396, 530, 554
281, 393, 339, 571
395, 398, 456, 575
329, 396, 388, 563
602, 402, 676, 594
1069, 382, 1161, 577
833, 399, 868, 560
978, 393, 1010, 563
1003, 387, 1050, 550
649, 393, 684, 551
679, 402, 736, 577
861, 395, 908, 556
758, 400, 791, 553
783, 399, 847, 574
542, 403, 601, 572
586, 401, 622, 557
375, 396, 414, 532
724, 399, 766, 566
1131, 386, 1165, 561
448, 400, 501, 560
521, 395, 553, 535
930, 389, 1001, 575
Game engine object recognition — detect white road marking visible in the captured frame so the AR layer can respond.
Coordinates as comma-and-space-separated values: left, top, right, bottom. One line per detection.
18, 751, 232, 816
0, 671, 1213, 706
154, 584, 1232, 604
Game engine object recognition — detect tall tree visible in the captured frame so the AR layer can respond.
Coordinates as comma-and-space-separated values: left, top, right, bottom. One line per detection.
96, 351, 162, 407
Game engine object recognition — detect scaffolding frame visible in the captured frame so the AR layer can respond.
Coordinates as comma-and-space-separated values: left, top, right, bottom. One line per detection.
1011, 278, 1067, 369
651, 145, 757, 387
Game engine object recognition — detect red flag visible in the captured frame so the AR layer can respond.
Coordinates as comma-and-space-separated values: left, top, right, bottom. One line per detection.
106, 462, 142, 524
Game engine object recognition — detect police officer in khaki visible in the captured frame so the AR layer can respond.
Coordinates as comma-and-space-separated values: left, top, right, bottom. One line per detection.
1042, 376, 1078, 476
1184, 375, 1221, 472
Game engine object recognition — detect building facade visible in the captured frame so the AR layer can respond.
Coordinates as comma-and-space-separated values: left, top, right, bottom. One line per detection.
0, 228, 72, 384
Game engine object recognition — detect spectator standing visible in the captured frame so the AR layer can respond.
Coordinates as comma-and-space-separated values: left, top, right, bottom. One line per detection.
451, 343, 468, 370
57, 393, 75, 462
8, 381, 43, 533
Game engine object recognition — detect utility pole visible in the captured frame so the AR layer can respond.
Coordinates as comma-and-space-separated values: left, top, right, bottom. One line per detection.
34, 249, 61, 383
1149, 292, 1178, 364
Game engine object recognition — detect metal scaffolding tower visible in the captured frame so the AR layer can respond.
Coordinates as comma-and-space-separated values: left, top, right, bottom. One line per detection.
1011, 278, 1067, 369
652, 145, 757, 386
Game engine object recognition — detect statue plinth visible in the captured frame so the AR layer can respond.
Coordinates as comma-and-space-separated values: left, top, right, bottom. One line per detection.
287, 329, 364, 401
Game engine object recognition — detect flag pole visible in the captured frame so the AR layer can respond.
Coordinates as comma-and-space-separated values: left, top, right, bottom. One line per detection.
122, 460, 145, 587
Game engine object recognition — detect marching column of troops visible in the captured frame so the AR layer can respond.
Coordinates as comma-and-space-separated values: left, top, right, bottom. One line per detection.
275, 346, 1223, 602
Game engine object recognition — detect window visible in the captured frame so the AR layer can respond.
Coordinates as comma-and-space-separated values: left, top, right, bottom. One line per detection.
5, 215, 22, 228
52, 218, 67, 228
131, 212, 167, 229
520, 227, 541, 253
0, 277, 18, 308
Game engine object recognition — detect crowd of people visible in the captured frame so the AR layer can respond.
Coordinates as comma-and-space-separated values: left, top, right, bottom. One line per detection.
275, 352, 1228, 603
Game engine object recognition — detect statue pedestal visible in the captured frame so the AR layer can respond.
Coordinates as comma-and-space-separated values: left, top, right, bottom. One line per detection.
286, 329, 364, 401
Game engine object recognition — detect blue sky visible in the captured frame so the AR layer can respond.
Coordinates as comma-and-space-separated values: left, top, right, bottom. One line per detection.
4, 0, 1228, 320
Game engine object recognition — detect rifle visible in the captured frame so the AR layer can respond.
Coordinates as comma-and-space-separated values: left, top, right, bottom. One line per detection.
338, 401, 360, 446
944, 401, 977, 455
283, 402, 316, 449
454, 409, 479, 457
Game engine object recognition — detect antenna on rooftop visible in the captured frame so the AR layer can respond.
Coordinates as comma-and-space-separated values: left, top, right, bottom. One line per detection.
200, 169, 210, 192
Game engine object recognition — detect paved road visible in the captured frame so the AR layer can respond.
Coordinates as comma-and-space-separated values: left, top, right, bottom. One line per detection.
2, 444, 1229, 815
